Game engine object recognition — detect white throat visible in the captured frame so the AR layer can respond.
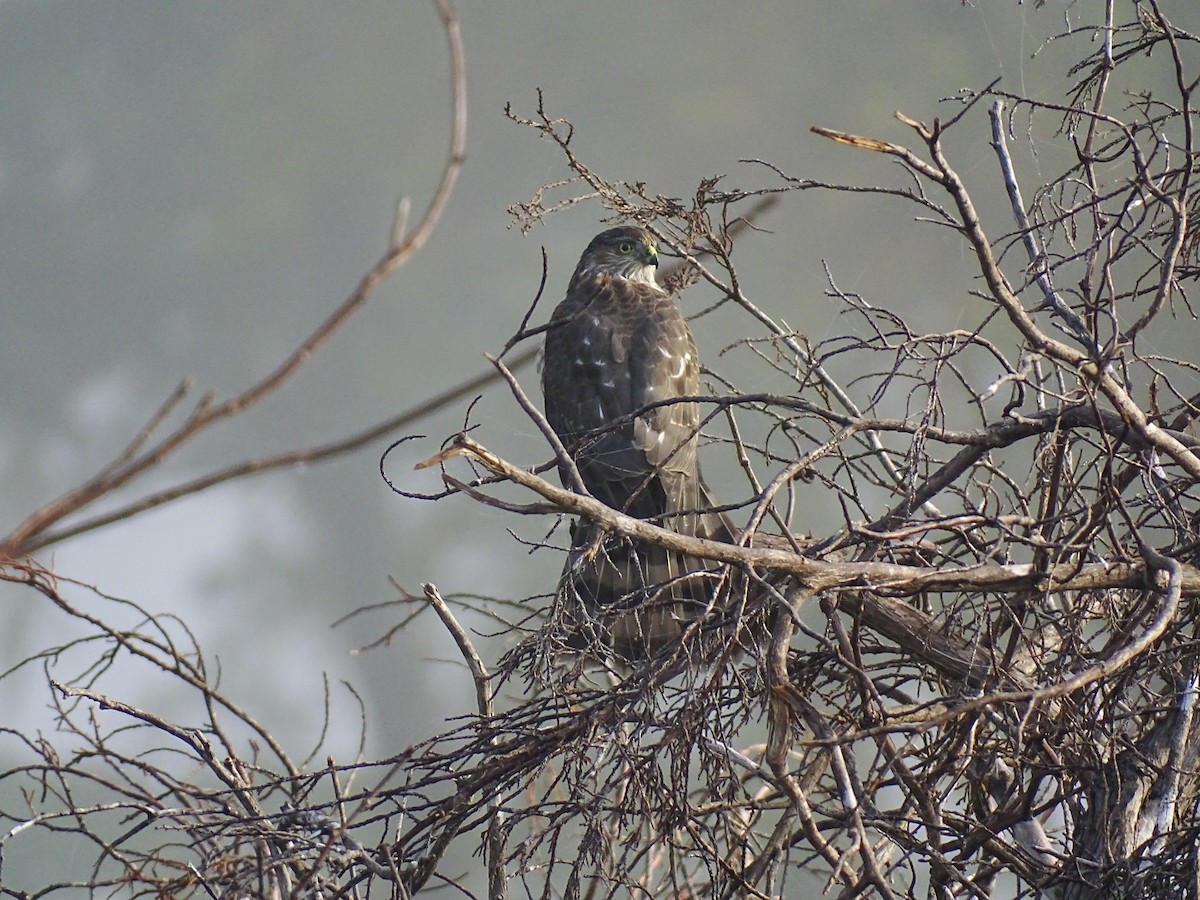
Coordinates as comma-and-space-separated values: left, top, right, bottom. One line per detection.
627, 264, 662, 289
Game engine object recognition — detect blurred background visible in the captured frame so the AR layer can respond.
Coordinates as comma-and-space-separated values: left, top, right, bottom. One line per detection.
1, 0, 1175, 888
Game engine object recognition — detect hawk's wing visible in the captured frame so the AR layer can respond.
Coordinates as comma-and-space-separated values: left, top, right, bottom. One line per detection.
542, 272, 735, 658
542, 272, 707, 524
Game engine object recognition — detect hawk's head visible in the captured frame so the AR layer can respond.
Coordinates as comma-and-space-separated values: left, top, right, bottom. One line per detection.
572, 225, 660, 288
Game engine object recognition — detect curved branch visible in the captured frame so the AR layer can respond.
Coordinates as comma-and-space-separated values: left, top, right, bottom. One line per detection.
1, 0, 468, 560
418, 432, 1200, 598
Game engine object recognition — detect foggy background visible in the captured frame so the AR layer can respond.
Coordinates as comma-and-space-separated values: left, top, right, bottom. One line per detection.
1, 1, 1164, 888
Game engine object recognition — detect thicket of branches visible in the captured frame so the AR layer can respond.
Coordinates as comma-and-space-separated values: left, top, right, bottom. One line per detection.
4, 3, 1200, 898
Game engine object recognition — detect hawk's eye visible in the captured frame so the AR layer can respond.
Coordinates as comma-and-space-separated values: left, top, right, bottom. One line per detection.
617, 242, 635, 255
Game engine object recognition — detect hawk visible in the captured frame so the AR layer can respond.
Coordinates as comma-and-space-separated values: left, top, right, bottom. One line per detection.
541, 225, 735, 658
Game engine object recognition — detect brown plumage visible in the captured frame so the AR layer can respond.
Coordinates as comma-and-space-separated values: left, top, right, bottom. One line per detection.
541, 226, 734, 658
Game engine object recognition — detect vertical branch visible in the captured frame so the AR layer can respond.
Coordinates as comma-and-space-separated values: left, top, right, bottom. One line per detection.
421, 583, 507, 900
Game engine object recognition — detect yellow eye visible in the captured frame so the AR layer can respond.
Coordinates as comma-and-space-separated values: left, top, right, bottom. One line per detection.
618, 242, 634, 254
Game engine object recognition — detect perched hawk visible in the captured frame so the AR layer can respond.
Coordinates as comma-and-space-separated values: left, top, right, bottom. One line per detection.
541, 225, 735, 658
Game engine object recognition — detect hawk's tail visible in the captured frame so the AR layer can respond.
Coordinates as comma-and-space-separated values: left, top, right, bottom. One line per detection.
556, 475, 742, 660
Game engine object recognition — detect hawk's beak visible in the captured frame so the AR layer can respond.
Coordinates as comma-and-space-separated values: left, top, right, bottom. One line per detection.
646, 245, 659, 267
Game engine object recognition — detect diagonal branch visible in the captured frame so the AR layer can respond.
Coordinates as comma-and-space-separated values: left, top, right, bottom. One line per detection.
0, 0, 468, 561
